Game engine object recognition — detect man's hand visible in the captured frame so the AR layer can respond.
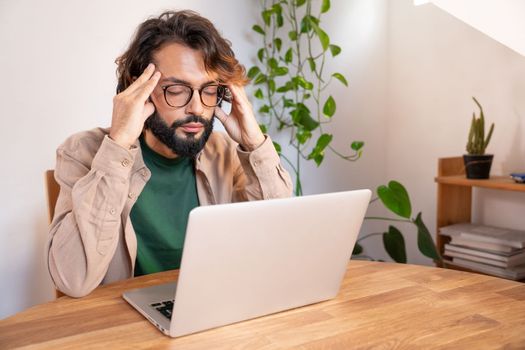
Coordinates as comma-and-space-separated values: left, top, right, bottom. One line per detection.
214, 84, 265, 152
109, 63, 161, 149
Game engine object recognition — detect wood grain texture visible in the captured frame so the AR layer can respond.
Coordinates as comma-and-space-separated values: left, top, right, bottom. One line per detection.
44, 169, 65, 299
435, 175, 525, 192
44, 170, 59, 224
1, 261, 524, 349
435, 157, 525, 277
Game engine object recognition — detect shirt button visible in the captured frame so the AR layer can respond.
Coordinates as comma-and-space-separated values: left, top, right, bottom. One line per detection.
140, 169, 147, 177
109, 208, 116, 215
128, 192, 134, 199
121, 159, 130, 167
253, 161, 258, 167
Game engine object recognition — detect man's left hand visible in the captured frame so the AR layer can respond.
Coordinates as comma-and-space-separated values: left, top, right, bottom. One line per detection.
214, 84, 265, 152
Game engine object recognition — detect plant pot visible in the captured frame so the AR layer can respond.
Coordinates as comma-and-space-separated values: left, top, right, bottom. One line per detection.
463, 154, 493, 179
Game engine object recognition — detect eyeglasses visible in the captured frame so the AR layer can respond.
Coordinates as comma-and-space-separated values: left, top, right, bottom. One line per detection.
161, 83, 227, 108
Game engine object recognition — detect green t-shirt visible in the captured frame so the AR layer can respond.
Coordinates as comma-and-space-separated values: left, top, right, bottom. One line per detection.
130, 136, 199, 276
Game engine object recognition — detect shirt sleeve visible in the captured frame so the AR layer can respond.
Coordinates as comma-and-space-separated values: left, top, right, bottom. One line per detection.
233, 135, 293, 201
47, 135, 136, 297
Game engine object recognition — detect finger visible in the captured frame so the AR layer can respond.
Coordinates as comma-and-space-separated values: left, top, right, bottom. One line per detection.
226, 85, 250, 115
142, 101, 156, 121
136, 71, 161, 101
123, 63, 156, 95
214, 106, 230, 125
227, 84, 249, 104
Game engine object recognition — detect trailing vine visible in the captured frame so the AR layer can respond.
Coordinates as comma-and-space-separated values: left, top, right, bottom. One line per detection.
249, 0, 441, 264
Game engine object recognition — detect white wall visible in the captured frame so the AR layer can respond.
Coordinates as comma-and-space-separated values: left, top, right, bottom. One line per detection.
423, 0, 525, 56
386, 0, 525, 265
2, 0, 524, 319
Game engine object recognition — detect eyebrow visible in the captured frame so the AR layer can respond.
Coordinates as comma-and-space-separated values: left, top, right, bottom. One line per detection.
160, 76, 217, 87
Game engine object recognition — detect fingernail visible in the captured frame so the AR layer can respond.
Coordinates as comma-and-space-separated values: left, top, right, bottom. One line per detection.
147, 63, 154, 69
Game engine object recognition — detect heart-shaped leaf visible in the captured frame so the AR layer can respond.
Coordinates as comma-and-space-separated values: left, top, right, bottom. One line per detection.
258, 105, 270, 114
272, 141, 282, 154
307, 57, 316, 72
252, 25, 265, 35
274, 38, 282, 52
307, 134, 332, 167
353, 243, 363, 255
332, 72, 348, 86
351, 141, 364, 151
274, 67, 289, 76
247, 66, 260, 79
284, 48, 293, 63
321, 0, 331, 13
377, 181, 411, 218
323, 96, 336, 117
329, 44, 341, 57
310, 22, 329, 51
290, 103, 319, 131
262, 10, 272, 26
383, 226, 407, 263
414, 212, 441, 261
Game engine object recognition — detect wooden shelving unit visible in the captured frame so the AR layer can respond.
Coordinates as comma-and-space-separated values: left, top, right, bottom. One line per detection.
435, 157, 525, 274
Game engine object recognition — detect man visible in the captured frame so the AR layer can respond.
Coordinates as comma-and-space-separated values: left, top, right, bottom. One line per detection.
47, 10, 292, 298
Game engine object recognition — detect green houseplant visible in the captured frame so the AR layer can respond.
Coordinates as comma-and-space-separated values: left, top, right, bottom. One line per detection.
249, 0, 440, 264
464, 97, 495, 179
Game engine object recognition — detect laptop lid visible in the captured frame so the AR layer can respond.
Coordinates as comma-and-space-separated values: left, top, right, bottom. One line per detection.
170, 189, 371, 337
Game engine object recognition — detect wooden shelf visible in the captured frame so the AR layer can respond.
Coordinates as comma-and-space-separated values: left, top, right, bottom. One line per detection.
435, 175, 525, 192
434, 157, 525, 281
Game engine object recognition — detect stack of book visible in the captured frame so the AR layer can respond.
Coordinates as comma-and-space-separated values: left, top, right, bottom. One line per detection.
440, 223, 525, 281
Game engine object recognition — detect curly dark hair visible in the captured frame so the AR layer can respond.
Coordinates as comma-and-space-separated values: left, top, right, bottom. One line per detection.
115, 10, 248, 93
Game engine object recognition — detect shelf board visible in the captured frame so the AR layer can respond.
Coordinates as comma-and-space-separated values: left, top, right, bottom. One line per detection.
435, 175, 525, 192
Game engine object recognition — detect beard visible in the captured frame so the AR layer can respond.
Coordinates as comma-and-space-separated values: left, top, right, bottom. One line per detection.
144, 111, 214, 158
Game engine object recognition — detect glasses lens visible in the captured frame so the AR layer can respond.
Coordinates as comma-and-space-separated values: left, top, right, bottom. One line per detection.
164, 85, 192, 107
201, 85, 222, 107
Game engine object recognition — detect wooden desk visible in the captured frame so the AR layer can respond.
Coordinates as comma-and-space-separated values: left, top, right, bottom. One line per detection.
1, 261, 524, 349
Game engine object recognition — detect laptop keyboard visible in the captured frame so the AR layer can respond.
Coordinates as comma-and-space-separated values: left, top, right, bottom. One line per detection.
150, 299, 174, 320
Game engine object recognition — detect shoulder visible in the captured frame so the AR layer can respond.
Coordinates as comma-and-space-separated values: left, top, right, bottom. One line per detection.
57, 127, 109, 161
204, 131, 237, 151
199, 131, 238, 163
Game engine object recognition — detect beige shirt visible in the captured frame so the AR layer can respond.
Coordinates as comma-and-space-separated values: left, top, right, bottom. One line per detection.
48, 128, 293, 297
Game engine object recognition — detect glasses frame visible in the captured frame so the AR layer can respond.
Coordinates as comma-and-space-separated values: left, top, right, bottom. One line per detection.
161, 83, 227, 108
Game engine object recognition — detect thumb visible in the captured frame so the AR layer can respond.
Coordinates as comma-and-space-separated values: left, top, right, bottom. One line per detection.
142, 101, 156, 121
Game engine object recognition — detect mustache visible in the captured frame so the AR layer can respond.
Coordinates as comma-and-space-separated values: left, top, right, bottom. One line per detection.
171, 115, 211, 129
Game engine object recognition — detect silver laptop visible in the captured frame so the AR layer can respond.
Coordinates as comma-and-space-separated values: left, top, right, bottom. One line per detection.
123, 189, 371, 337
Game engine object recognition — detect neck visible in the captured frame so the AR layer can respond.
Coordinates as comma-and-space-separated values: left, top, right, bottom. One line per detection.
143, 129, 179, 159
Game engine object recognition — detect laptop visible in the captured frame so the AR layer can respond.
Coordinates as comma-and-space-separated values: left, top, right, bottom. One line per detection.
123, 189, 371, 337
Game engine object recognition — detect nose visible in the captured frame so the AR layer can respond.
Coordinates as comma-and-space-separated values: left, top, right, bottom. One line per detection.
185, 89, 204, 116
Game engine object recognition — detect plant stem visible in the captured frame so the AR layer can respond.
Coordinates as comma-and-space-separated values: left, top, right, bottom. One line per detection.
296, 139, 302, 195
279, 152, 298, 174
357, 232, 384, 242
364, 217, 412, 223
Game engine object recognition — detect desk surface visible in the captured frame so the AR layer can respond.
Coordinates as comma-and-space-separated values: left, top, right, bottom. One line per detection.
2, 261, 524, 349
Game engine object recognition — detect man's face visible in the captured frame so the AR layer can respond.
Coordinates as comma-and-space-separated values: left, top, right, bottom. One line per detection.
146, 42, 218, 157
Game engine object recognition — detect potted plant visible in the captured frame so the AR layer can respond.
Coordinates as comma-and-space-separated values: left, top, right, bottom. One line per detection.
464, 97, 495, 179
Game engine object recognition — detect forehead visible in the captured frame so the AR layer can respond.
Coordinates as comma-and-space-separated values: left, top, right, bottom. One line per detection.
153, 42, 218, 85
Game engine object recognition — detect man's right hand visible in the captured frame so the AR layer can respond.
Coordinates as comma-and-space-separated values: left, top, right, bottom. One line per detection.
109, 63, 161, 149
